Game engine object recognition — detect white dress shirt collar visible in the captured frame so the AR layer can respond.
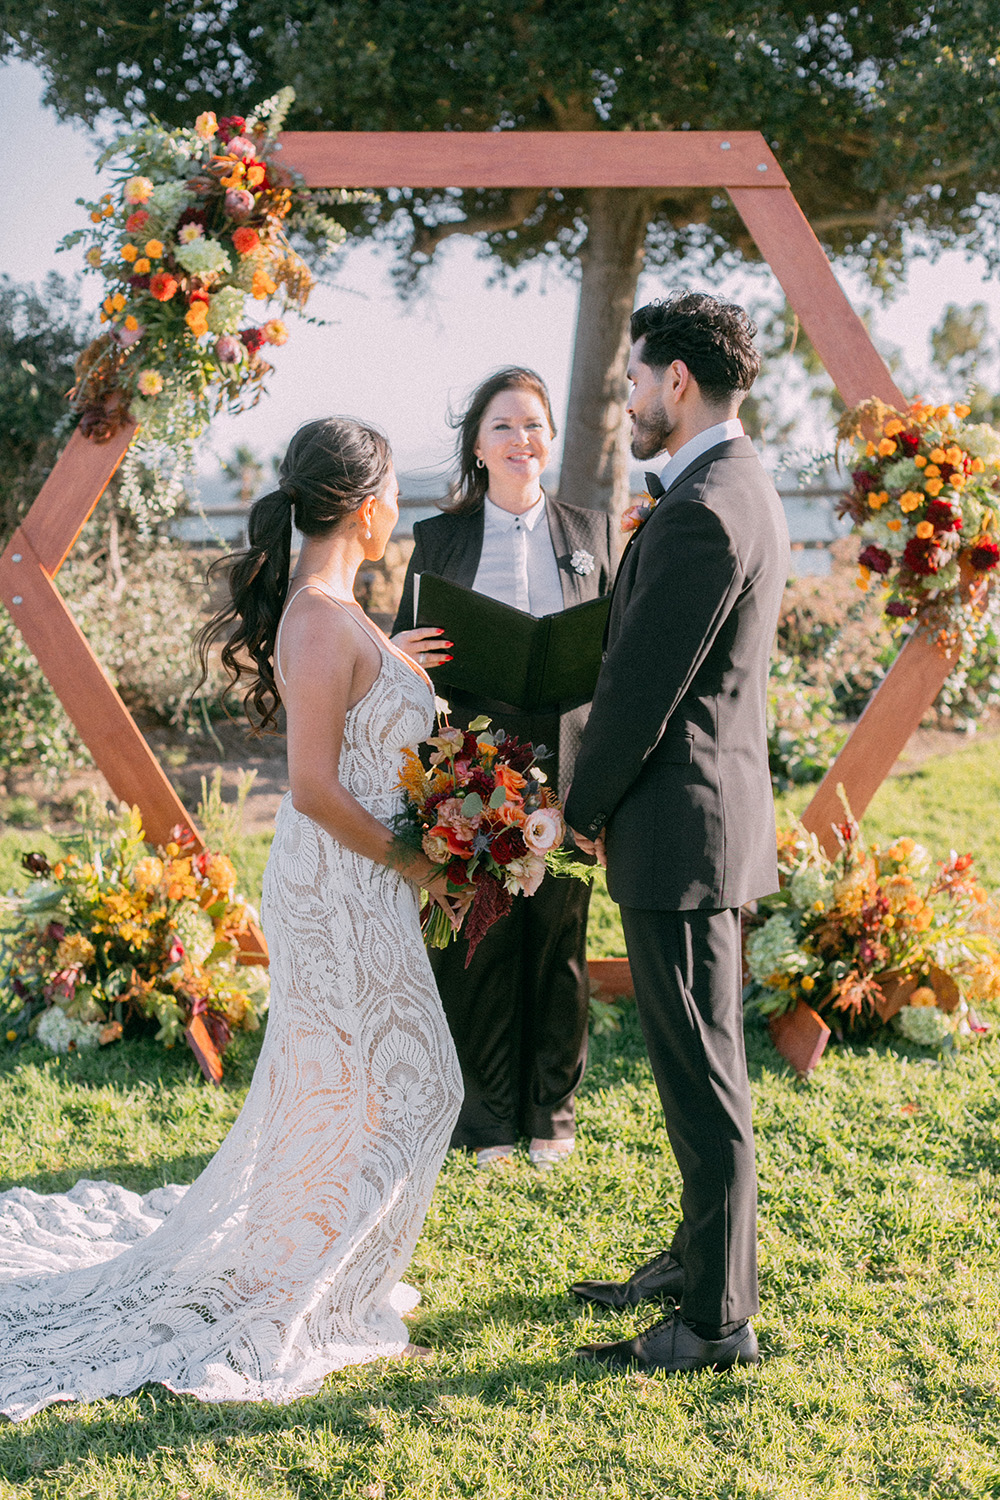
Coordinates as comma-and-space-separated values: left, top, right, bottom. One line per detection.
658, 418, 745, 492
483, 491, 548, 531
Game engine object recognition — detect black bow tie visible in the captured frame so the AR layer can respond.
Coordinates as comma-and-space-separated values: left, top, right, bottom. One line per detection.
644, 471, 665, 499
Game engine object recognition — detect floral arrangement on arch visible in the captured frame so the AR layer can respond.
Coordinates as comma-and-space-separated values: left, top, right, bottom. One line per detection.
395, 716, 569, 959
62, 88, 357, 517
838, 398, 1000, 640
745, 814, 1000, 1051
1, 805, 267, 1067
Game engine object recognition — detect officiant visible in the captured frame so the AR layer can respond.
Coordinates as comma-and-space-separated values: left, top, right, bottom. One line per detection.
392, 368, 613, 1170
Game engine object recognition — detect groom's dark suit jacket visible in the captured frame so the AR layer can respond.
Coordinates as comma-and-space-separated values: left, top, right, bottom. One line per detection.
564, 436, 790, 910
393, 498, 613, 794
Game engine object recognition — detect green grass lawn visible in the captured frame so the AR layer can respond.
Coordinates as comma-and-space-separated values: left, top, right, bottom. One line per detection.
0, 739, 999, 1496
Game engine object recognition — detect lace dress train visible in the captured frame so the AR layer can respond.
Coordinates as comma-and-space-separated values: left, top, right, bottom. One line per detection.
0, 642, 462, 1421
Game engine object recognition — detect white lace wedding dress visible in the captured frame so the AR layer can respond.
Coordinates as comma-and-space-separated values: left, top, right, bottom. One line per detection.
0, 605, 463, 1422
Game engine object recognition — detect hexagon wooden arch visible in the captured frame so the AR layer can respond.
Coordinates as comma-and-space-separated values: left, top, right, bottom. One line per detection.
0, 129, 962, 884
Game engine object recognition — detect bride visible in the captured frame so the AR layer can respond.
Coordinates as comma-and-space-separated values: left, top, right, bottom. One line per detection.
0, 417, 465, 1421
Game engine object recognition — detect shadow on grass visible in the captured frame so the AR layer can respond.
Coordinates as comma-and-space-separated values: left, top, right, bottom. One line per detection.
0, 1151, 216, 1197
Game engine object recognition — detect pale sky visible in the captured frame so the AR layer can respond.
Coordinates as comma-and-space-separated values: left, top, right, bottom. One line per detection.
3, 56, 1000, 487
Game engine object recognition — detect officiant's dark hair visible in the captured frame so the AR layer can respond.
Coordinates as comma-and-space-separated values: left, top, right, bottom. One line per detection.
445, 367, 556, 515
196, 416, 393, 732
631, 294, 761, 404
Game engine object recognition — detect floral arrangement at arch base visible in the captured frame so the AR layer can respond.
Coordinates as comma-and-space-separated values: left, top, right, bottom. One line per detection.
1, 804, 267, 1080
62, 89, 358, 518
839, 398, 1000, 647
744, 809, 1000, 1073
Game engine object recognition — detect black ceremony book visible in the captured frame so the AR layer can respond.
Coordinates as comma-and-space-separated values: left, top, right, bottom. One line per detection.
413, 573, 610, 712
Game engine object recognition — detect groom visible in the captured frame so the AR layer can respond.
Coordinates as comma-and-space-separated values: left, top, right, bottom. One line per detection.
564, 292, 790, 1373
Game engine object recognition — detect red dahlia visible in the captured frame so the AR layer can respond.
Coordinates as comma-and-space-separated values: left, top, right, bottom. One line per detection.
902, 536, 942, 575
852, 469, 878, 493
858, 544, 892, 575
490, 828, 527, 866
924, 500, 962, 532
899, 431, 920, 454
240, 328, 266, 354
970, 538, 1000, 571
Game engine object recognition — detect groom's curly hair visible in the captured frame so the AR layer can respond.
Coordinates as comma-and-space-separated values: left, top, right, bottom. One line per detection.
630, 294, 761, 404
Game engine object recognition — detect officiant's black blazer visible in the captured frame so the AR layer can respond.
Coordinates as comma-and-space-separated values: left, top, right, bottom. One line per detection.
392, 498, 613, 792
564, 437, 790, 910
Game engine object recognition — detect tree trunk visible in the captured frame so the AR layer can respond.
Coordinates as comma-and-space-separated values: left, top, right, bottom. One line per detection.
557, 188, 656, 515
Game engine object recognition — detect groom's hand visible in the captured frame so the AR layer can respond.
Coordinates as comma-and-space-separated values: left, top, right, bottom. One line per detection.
569, 827, 607, 868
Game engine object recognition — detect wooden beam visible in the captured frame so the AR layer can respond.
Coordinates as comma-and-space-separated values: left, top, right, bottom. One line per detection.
20, 423, 137, 578
277, 129, 788, 189
799, 628, 957, 855
728, 186, 907, 411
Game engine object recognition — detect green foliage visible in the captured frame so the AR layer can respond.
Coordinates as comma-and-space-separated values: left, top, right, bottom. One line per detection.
0, 274, 87, 546
0, 606, 92, 793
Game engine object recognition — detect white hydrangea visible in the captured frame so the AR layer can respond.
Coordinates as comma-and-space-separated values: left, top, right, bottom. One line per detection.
746, 914, 809, 984
881, 457, 921, 491
858, 512, 903, 551
174, 237, 232, 279
174, 905, 216, 965
146, 180, 192, 230
35, 1006, 102, 1054
207, 286, 247, 334
789, 863, 832, 913
960, 423, 1000, 467
895, 1004, 953, 1046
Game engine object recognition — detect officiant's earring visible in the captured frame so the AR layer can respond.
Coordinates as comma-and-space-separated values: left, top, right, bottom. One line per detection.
476, 456, 485, 469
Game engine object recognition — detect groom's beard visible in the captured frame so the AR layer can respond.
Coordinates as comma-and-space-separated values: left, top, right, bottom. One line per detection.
629, 397, 674, 462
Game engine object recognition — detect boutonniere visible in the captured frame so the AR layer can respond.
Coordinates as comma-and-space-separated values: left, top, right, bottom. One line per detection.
569, 548, 595, 576
621, 492, 659, 535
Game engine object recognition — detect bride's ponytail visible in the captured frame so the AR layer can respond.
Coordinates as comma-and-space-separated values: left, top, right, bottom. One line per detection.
197, 416, 392, 731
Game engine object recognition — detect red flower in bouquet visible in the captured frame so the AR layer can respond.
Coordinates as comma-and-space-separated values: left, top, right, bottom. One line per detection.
971, 538, 1000, 571
902, 535, 943, 575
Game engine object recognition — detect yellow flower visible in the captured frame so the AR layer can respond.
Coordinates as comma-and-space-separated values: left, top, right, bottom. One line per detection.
165, 842, 180, 858
924, 478, 944, 497
246, 163, 266, 189
111, 293, 126, 312
85, 247, 102, 268
137, 369, 164, 396
865, 441, 877, 458
924, 463, 940, 478
856, 566, 871, 591
950, 472, 966, 490
90, 210, 102, 224
263, 318, 288, 346
220, 168, 245, 190
955, 403, 971, 419
934, 405, 950, 421
899, 490, 923, 512
121, 243, 138, 263
929, 447, 946, 464
887, 518, 902, 532
185, 302, 210, 336
801, 975, 816, 992
944, 445, 963, 465
914, 454, 927, 469
883, 418, 904, 437
868, 490, 889, 510
124, 314, 139, 331
909, 985, 937, 1008
878, 437, 897, 456
144, 239, 164, 259
970, 456, 986, 473
133, 258, 150, 275
195, 110, 218, 139
133, 855, 165, 890
915, 520, 935, 539
251, 268, 277, 300
205, 853, 237, 894
55, 933, 96, 970
5, 1031, 16, 1043
103, 297, 114, 315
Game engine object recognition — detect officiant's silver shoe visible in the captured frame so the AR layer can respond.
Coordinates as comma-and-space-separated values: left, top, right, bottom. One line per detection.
570, 1250, 684, 1310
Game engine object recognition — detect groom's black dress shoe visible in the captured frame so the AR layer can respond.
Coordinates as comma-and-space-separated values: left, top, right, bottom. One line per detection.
576, 1312, 759, 1374
570, 1251, 684, 1310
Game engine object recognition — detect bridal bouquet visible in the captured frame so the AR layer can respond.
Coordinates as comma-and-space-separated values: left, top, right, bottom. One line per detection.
1, 805, 266, 1062
838, 398, 1000, 640
395, 716, 568, 963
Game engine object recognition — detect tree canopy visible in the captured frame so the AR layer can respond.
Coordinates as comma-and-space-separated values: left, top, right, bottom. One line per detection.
6, 3, 1000, 507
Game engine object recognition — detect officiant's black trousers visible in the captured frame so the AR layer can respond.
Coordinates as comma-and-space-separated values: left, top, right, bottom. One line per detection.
430, 869, 591, 1150
619, 905, 759, 1328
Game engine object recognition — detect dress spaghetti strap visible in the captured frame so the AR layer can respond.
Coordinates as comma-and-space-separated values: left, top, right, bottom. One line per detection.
275, 581, 386, 686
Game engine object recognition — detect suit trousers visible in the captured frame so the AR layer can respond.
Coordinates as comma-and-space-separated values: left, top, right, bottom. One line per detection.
430, 868, 591, 1150
619, 905, 759, 1327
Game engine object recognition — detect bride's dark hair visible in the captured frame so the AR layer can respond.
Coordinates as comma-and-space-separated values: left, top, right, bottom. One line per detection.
198, 416, 393, 732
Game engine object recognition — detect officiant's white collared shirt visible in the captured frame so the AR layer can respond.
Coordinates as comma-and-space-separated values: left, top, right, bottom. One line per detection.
657, 418, 746, 492
473, 493, 564, 618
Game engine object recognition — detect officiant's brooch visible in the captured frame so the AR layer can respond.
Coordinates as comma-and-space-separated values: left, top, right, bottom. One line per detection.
621, 493, 659, 535
570, 549, 595, 575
